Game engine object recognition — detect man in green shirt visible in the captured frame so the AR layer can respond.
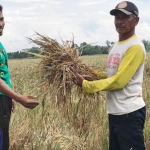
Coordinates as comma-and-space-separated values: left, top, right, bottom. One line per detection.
0, 5, 39, 150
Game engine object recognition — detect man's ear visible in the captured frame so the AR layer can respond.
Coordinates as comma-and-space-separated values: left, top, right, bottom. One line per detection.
135, 17, 139, 26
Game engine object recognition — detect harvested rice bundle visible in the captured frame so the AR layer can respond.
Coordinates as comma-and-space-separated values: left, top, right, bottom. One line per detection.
28, 32, 104, 135
28, 32, 100, 95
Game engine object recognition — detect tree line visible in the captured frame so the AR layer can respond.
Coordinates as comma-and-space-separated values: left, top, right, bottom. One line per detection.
8, 47, 40, 59
7, 39, 150, 59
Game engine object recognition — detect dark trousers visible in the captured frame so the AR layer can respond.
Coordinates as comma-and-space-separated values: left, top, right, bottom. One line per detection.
109, 107, 146, 150
0, 96, 12, 150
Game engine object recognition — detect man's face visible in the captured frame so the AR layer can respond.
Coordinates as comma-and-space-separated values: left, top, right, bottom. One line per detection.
0, 11, 5, 36
114, 11, 139, 36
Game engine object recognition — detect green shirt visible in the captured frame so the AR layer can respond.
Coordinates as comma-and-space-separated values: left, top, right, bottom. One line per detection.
0, 42, 12, 95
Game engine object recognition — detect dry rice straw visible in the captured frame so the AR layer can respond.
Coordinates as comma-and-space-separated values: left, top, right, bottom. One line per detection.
28, 32, 104, 135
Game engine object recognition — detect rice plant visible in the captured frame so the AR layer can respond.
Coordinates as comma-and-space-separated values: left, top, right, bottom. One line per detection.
8, 36, 150, 150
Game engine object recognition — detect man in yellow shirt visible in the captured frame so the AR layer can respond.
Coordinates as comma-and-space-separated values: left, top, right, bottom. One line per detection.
75, 1, 146, 150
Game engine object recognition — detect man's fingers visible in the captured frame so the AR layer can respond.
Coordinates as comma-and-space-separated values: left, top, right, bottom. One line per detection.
26, 106, 38, 109
76, 73, 81, 78
11, 100, 16, 113
27, 101, 39, 106
26, 95, 37, 99
24, 102, 39, 109
76, 73, 84, 80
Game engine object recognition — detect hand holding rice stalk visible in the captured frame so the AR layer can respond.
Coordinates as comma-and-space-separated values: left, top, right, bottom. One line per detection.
27, 32, 104, 134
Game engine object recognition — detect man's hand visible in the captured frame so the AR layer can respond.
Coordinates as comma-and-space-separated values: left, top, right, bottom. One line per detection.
74, 73, 85, 87
16, 95, 39, 109
11, 100, 15, 113
0, 79, 39, 109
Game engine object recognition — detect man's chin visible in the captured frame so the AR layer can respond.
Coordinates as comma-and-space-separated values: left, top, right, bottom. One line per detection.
116, 30, 125, 35
0, 32, 3, 36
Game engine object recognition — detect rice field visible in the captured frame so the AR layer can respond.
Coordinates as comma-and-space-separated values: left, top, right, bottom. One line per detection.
8, 54, 150, 150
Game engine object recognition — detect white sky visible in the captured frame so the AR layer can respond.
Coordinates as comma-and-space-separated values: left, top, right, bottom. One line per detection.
0, 0, 150, 52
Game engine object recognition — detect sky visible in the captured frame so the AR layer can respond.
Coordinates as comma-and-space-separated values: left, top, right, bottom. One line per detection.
0, 0, 150, 52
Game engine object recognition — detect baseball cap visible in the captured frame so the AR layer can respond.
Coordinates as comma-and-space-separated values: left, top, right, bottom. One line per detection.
110, 1, 139, 17
0, 5, 3, 12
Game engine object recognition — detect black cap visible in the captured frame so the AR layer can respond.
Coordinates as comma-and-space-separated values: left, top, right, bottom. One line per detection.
110, 1, 139, 17
0, 5, 3, 12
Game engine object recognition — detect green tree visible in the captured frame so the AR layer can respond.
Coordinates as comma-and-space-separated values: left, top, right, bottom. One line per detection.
142, 39, 150, 51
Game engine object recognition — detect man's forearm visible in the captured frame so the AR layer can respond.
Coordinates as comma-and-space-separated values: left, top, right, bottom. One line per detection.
0, 79, 20, 102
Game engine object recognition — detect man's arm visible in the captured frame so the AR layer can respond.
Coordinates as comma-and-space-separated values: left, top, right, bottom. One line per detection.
0, 79, 39, 109
93, 70, 107, 79
79, 45, 145, 93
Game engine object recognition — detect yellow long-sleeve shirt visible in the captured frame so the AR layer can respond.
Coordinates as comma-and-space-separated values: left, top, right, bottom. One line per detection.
82, 34, 146, 114
83, 44, 145, 92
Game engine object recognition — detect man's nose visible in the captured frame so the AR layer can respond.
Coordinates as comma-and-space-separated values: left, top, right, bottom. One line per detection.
117, 19, 123, 24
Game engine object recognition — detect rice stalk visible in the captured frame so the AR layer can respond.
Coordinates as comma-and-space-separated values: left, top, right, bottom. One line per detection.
28, 32, 104, 136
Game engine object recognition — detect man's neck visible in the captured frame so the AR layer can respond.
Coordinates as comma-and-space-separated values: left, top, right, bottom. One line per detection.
119, 31, 135, 41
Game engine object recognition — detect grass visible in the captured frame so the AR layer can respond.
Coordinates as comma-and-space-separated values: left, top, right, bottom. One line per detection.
8, 54, 150, 150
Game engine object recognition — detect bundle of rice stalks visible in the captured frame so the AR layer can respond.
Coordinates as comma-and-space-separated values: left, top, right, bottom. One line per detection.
28, 32, 104, 136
